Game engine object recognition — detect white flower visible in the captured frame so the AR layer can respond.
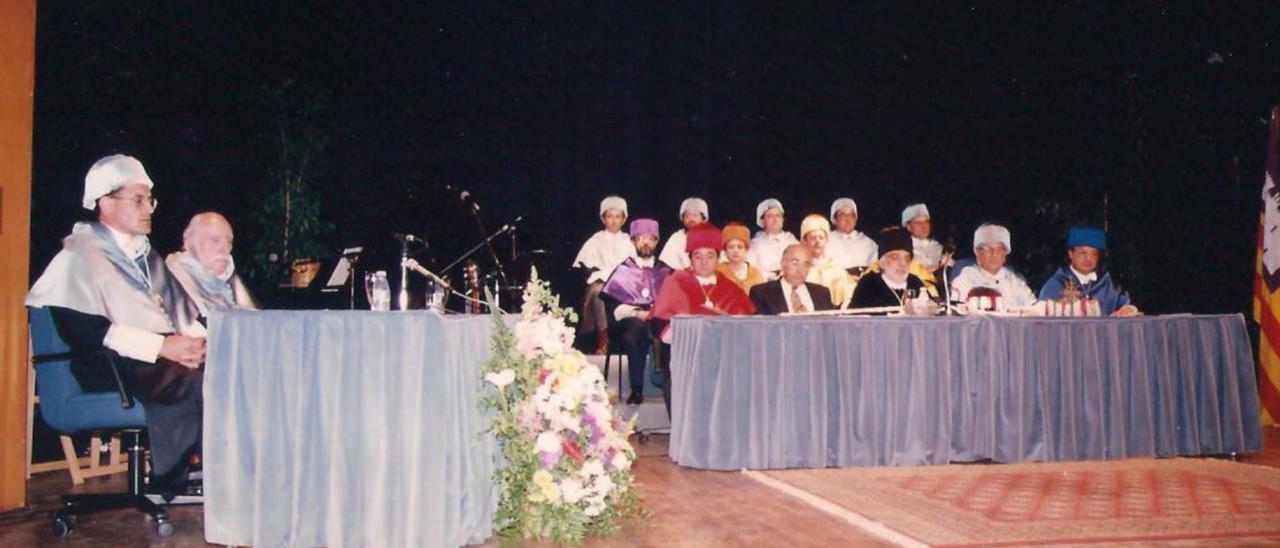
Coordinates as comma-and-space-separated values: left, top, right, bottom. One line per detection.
484, 369, 516, 389
611, 451, 632, 471
560, 478, 586, 504
585, 501, 606, 517
581, 459, 606, 479
535, 431, 561, 455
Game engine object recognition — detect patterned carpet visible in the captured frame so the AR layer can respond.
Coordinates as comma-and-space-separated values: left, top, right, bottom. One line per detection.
753, 458, 1280, 546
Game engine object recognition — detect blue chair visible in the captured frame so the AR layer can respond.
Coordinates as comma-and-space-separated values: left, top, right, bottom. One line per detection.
29, 306, 177, 537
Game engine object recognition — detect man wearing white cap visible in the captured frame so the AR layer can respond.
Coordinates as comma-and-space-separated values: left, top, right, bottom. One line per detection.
166, 212, 257, 316
572, 195, 634, 354
27, 154, 206, 497
901, 203, 944, 272
825, 197, 878, 273
657, 197, 708, 270
949, 223, 1036, 310
745, 198, 798, 280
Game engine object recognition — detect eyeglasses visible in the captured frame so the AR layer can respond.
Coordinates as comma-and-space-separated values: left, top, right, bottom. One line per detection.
105, 194, 158, 210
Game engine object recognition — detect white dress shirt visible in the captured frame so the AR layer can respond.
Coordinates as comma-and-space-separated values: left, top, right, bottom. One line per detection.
780, 279, 816, 313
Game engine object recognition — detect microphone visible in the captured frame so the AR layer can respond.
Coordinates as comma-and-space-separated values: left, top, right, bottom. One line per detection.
446, 183, 480, 212
393, 233, 427, 246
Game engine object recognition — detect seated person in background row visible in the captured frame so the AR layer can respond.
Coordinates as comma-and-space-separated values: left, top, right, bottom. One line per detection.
651, 223, 755, 413
849, 228, 928, 310
949, 223, 1037, 312
26, 154, 207, 498
825, 197, 878, 274
657, 197, 708, 271
745, 198, 798, 280
572, 195, 634, 354
716, 222, 767, 293
166, 212, 257, 317
749, 243, 836, 315
600, 218, 673, 405
799, 214, 856, 308
1038, 225, 1139, 316
902, 203, 944, 273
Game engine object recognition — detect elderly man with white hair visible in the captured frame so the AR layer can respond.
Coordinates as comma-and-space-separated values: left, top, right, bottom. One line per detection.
166, 212, 257, 316
26, 154, 206, 498
657, 197, 708, 270
825, 197, 878, 273
745, 198, 798, 280
949, 223, 1037, 311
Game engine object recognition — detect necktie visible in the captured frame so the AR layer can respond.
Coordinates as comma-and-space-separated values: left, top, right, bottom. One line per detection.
791, 286, 807, 313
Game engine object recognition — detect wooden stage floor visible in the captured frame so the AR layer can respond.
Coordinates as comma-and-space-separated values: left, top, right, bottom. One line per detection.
2, 428, 1278, 547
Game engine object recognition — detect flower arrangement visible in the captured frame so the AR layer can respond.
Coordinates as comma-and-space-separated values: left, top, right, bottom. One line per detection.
481, 267, 642, 545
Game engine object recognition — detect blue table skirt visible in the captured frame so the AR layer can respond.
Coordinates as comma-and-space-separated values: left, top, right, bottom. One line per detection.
204, 310, 498, 548
668, 314, 1263, 470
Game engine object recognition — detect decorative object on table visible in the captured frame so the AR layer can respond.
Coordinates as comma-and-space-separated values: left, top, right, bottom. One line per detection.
481, 267, 643, 545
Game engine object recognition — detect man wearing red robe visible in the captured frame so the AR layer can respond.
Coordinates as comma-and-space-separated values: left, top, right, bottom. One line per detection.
650, 223, 754, 413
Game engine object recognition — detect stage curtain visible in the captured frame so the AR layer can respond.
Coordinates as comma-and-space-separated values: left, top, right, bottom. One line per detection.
203, 310, 498, 547
668, 314, 1262, 470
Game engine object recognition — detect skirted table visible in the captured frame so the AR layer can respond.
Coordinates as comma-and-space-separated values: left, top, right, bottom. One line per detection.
667, 314, 1263, 470
203, 310, 498, 547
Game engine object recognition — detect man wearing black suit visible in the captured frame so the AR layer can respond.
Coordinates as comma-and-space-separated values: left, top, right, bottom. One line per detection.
749, 244, 836, 314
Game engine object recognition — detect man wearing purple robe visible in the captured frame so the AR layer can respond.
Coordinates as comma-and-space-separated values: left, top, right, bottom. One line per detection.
601, 217, 673, 405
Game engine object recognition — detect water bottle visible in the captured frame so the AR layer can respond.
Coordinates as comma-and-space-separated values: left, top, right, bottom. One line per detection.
367, 270, 391, 311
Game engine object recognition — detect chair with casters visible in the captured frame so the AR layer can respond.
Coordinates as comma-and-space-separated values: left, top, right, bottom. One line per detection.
29, 306, 185, 538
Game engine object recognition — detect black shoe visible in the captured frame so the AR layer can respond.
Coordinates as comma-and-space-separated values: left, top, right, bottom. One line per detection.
626, 392, 643, 405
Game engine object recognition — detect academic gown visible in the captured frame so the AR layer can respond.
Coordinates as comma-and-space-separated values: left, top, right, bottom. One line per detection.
848, 271, 927, 310
1038, 266, 1131, 315
27, 222, 204, 488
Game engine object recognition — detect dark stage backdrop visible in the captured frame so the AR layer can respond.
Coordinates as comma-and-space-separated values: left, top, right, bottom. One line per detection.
28, 3, 1280, 314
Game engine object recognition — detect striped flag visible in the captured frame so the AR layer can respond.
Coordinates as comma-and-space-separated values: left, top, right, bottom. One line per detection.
1253, 105, 1280, 426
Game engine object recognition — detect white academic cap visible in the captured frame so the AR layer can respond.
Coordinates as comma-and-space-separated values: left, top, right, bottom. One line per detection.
679, 197, 709, 221
83, 154, 153, 210
973, 223, 1012, 252
755, 198, 784, 228
599, 195, 628, 219
900, 203, 930, 226
830, 197, 858, 221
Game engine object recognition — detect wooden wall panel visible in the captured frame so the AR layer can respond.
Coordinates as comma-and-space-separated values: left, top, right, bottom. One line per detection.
0, 0, 36, 512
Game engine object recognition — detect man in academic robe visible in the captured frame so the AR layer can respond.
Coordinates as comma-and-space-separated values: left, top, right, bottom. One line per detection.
849, 228, 929, 310
797, 214, 856, 308
949, 223, 1037, 310
749, 243, 836, 315
26, 154, 207, 497
600, 218, 673, 405
1038, 225, 1139, 316
825, 197, 878, 274
657, 197, 708, 271
745, 198, 798, 280
902, 203, 944, 273
165, 212, 257, 317
572, 195, 634, 353
652, 223, 755, 413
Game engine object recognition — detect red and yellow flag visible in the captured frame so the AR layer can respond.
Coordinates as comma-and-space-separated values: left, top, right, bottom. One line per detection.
1252, 105, 1280, 426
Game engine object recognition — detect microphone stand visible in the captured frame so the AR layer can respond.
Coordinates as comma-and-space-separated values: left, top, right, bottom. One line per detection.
398, 238, 409, 311
441, 222, 519, 276
465, 204, 509, 288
